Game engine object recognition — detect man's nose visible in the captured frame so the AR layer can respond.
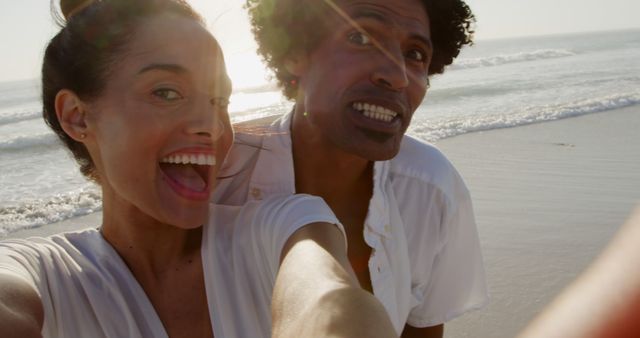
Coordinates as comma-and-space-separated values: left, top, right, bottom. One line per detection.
371, 48, 409, 91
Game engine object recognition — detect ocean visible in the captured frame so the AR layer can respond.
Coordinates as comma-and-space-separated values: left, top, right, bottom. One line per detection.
1, 29, 638, 237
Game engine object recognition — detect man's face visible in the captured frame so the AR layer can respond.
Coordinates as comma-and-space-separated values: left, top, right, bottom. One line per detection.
293, 0, 431, 160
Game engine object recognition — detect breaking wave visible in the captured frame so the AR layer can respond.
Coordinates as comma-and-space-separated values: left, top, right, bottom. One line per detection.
452, 49, 576, 70
0, 189, 102, 238
410, 92, 640, 142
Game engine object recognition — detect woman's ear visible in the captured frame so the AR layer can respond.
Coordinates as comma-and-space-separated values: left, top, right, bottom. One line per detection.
284, 50, 309, 77
55, 89, 89, 142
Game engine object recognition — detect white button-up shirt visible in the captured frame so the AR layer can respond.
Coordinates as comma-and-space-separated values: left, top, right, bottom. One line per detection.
213, 112, 488, 332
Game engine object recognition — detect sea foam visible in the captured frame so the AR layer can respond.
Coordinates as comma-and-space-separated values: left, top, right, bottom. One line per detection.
0, 132, 59, 152
0, 188, 102, 238
410, 92, 640, 142
452, 49, 576, 70
0, 109, 41, 126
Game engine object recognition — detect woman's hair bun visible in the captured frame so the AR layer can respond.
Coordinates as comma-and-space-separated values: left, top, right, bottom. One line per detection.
59, 0, 94, 20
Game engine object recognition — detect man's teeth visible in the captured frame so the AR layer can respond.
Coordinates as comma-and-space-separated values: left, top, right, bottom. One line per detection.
352, 102, 398, 122
159, 154, 216, 166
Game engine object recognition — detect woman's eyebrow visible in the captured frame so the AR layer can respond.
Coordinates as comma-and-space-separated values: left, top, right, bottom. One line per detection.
137, 63, 188, 75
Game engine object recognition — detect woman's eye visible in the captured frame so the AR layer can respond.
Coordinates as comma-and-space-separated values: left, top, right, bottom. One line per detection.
407, 49, 427, 63
210, 97, 230, 109
153, 88, 182, 101
347, 31, 372, 46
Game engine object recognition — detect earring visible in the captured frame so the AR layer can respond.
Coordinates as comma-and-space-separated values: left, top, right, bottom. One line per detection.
79, 133, 86, 139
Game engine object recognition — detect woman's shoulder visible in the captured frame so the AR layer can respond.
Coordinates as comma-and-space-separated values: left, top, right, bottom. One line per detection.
0, 228, 100, 256
209, 194, 340, 250
0, 228, 104, 289
247, 194, 335, 224
212, 194, 334, 228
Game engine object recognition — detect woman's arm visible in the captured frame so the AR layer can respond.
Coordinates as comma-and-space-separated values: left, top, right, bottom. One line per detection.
0, 272, 44, 338
272, 222, 398, 338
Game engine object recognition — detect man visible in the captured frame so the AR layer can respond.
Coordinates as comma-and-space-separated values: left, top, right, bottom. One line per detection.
214, 0, 487, 336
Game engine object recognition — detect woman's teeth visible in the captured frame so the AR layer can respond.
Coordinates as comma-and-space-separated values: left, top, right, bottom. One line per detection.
352, 102, 398, 122
160, 153, 216, 166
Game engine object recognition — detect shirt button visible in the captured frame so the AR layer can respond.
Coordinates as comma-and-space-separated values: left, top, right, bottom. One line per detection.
377, 266, 381, 272
384, 224, 391, 233
251, 188, 262, 200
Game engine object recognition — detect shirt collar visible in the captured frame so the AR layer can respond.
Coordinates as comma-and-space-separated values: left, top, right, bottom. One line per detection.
249, 111, 394, 239
247, 112, 296, 199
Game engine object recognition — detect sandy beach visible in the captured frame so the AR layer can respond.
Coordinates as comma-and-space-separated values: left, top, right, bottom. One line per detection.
439, 105, 640, 338
6, 106, 640, 337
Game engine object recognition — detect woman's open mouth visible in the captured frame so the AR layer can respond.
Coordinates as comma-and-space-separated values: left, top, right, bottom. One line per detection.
159, 152, 216, 200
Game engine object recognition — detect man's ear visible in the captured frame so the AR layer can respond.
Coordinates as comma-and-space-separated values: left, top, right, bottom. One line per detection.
54, 89, 89, 142
284, 50, 309, 77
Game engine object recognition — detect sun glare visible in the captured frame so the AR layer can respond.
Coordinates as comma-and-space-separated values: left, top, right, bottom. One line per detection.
225, 52, 272, 90
187, 0, 272, 91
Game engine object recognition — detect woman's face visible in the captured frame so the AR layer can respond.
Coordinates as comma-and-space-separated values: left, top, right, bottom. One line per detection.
83, 14, 233, 229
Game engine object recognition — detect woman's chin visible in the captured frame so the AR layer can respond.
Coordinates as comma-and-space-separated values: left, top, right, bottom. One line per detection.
172, 215, 208, 230
158, 208, 208, 231
153, 190, 210, 230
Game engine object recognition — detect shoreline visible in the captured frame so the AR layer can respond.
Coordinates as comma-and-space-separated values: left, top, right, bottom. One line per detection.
6, 212, 101, 239
4, 106, 640, 337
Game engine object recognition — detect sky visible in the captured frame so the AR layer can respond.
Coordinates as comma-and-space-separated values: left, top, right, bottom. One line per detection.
1, 0, 639, 85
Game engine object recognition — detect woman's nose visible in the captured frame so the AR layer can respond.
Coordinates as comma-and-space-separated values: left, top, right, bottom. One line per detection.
184, 97, 228, 141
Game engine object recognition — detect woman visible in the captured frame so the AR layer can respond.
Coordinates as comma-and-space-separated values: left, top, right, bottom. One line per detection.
0, 0, 396, 337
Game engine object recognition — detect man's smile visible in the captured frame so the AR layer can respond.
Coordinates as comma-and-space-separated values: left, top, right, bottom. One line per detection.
352, 102, 399, 122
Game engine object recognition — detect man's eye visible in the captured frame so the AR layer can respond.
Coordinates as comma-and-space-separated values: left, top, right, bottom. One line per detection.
153, 88, 182, 101
407, 49, 427, 62
347, 31, 372, 46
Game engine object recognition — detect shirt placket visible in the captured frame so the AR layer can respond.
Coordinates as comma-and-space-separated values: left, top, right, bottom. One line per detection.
365, 162, 402, 331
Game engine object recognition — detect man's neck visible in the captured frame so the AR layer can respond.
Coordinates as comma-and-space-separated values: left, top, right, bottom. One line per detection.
293, 148, 372, 202
290, 111, 373, 202
290, 109, 376, 291
290, 107, 374, 236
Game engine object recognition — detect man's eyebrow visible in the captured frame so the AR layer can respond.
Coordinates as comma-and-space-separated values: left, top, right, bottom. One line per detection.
351, 8, 389, 23
411, 33, 433, 51
137, 63, 188, 75
350, 9, 433, 50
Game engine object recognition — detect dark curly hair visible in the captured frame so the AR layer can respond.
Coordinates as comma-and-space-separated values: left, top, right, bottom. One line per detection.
246, 0, 475, 99
43, 0, 203, 182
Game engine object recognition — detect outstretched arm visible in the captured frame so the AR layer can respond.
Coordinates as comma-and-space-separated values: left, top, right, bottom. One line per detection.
518, 208, 640, 338
0, 272, 44, 338
272, 222, 398, 338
